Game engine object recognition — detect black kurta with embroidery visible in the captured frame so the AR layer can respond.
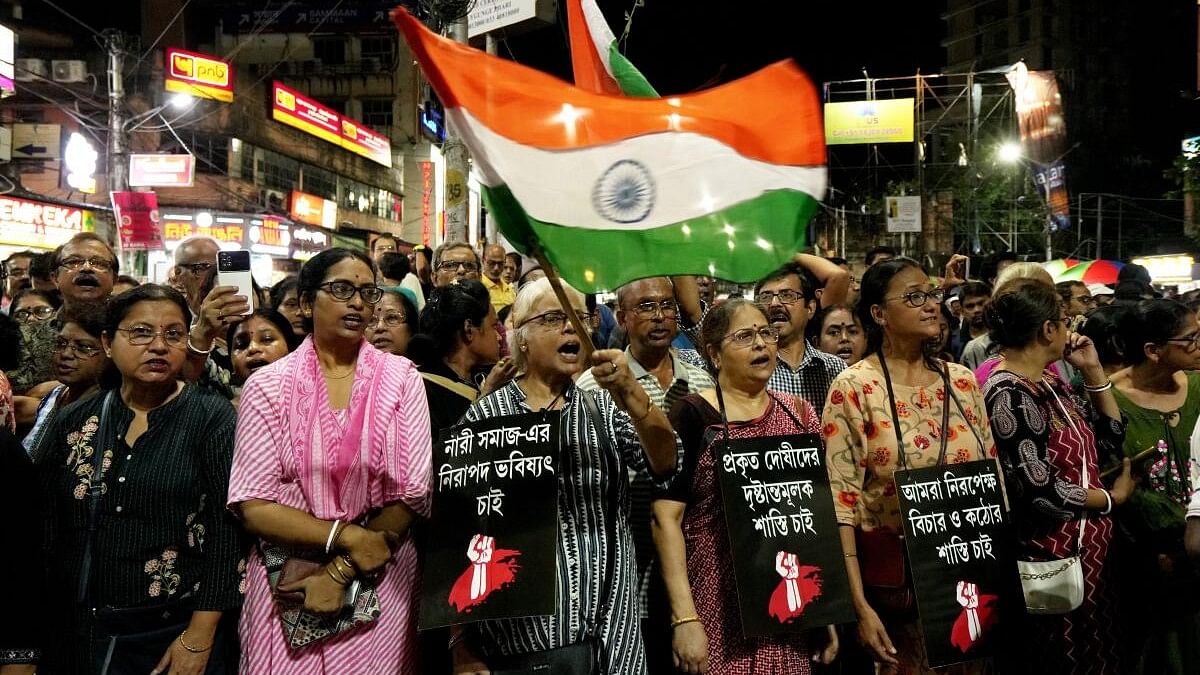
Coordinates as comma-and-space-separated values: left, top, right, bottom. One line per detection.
35, 384, 245, 669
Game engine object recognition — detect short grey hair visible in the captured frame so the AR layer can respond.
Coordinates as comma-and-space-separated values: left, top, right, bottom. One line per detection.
433, 242, 479, 267
508, 276, 585, 373
993, 262, 1053, 294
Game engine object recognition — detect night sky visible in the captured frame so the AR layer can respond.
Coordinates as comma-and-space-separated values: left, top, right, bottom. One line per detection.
507, 1, 946, 93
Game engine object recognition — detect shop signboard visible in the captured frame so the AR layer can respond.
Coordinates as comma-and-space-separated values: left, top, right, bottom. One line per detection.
111, 191, 163, 251
248, 215, 291, 257
0, 24, 14, 98
129, 154, 195, 187
161, 211, 247, 250
0, 195, 94, 250
290, 224, 332, 261
165, 48, 234, 103
271, 82, 392, 167
289, 190, 337, 229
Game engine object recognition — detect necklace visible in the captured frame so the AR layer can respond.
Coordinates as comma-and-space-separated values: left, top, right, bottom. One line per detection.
322, 364, 356, 379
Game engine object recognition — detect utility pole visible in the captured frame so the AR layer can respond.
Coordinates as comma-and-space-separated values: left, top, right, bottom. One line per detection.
440, 16, 470, 244
1096, 194, 1103, 259
105, 30, 130, 255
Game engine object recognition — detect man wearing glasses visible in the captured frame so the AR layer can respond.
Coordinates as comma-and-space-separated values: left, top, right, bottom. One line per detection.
176, 236, 252, 394
2, 250, 35, 314
753, 261, 848, 410
481, 244, 515, 312
432, 242, 482, 288
574, 276, 712, 671
6, 233, 119, 392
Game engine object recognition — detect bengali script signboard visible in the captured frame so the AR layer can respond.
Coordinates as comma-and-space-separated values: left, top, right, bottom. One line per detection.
895, 459, 1020, 669
419, 414, 559, 629
715, 434, 854, 636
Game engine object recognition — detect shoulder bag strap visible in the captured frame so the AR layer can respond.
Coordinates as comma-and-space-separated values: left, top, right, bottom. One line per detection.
579, 390, 618, 653
77, 390, 117, 605
420, 371, 479, 402
943, 364, 986, 460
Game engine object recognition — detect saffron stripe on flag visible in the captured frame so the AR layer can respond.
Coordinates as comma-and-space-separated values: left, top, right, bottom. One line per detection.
483, 184, 819, 292
395, 11, 824, 166
448, 108, 826, 231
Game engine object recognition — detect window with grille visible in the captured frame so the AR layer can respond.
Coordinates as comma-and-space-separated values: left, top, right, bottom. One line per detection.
361, 99, 394, 129
313, 37, 346, 66
360, 35, 394, 65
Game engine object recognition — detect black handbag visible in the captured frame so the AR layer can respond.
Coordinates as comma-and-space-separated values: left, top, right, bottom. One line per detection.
485, 390, 616, 675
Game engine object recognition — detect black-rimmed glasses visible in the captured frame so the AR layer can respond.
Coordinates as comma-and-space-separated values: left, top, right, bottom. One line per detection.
318, 281, 383, 305
888, 288, 946, 308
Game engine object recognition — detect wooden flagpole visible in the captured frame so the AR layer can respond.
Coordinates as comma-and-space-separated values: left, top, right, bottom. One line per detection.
530, 245, 597, 368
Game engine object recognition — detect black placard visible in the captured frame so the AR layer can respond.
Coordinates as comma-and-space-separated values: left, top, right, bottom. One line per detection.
714, 433, 855, 636
419, 414, 560, 629
895, 459, 1020, 669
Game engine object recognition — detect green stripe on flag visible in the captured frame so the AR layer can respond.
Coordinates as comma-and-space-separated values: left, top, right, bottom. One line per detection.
483, 184, 817, 292
607, 42, 658, 98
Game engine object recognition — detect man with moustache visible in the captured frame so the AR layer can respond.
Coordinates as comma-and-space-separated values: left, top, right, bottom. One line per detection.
2, 250, 35, 313
5, 233, 117, 392
574, 276, 712, 673
950, 281, 991, 361
755, 262, 846, 409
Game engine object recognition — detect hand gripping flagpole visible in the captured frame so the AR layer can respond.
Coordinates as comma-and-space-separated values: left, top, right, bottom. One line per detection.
530, 244, 597, 368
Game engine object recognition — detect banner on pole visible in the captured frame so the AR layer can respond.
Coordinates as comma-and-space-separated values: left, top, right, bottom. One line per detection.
111, 191, 163, 251
1006, 63, 1071, 231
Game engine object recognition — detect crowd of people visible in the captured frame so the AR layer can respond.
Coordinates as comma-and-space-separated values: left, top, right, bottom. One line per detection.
1, 235, 1198, 675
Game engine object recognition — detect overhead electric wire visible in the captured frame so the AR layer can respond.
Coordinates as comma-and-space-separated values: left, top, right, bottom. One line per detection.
127, 0, 195, 76
35, 0, 103, 38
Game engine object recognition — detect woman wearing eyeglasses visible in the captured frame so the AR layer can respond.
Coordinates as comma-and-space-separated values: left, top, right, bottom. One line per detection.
229, 249, 431, 674
34, 284, 243, 673
981, 279, 1133, 675
823, 258, 995, 675
367, 288, 420, 358
1109, 299, 1200, 675
9, 288, 60, 324
22, 302, 114, 455
449, 277, 679, 675
653, 299, 838, 675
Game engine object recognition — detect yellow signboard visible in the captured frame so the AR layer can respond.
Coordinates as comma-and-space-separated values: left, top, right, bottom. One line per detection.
165, 48, 234, 103
824, 99, 914, 145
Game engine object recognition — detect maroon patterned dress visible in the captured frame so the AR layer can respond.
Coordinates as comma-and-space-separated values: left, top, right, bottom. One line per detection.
662, 392, 822, 675
983, 369, 1124, 675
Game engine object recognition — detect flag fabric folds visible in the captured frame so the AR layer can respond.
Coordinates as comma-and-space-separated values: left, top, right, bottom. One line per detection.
393, 9, 827, 293
566, 0, 658, 97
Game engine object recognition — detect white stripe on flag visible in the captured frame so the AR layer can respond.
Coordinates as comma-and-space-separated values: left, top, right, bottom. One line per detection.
447, 107, 827, 232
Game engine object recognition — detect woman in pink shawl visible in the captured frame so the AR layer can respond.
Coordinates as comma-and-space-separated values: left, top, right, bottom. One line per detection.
228, 249, 431, 674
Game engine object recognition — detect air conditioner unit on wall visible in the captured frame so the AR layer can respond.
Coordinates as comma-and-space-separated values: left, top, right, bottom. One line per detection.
51, 60, 88, 83
15, 59, 46, 82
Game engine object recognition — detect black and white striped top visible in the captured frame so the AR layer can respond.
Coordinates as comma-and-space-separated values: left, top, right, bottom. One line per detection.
462, 381, 681, 675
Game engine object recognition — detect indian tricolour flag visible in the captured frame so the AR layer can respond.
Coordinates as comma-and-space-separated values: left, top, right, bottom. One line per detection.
393, 9, 827, 293
566, 0, 658, 97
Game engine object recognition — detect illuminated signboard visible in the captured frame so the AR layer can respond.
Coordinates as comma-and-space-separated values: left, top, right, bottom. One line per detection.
129, 154, 195, 187
165, 48, 234, 103
0, 196, 95, 249
824, 98, 915, 145
290, 224, 332, 261
289, 190, 337, 229
161, 211, 247, 250
271, 81, 392, 167
0, 24, 14, 98
248, 215, 291, 256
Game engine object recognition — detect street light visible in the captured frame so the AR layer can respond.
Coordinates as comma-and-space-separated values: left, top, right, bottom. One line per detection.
997, 141, 1023, 164
169, 92, 194, 109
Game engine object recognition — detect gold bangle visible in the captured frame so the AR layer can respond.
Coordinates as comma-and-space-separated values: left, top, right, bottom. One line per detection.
333, 556, 356, 581
327, 564, 350, 585
177, 630, 213, 653
671, 615, 701, 629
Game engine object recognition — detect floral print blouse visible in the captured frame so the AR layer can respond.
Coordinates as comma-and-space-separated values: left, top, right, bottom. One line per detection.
36, 384, 245, 613
822, 358, 997, 533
